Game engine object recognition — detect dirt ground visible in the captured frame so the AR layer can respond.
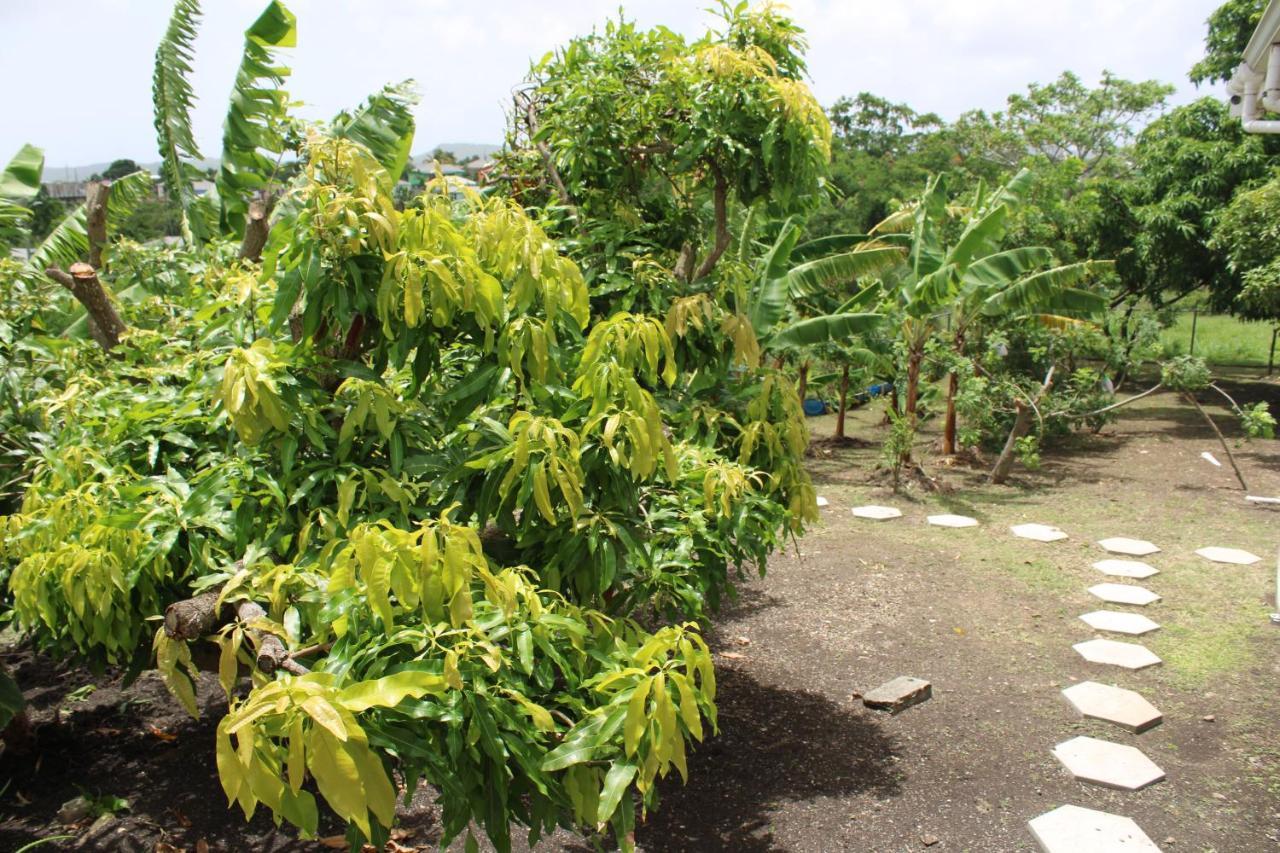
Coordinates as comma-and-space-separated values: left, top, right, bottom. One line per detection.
2, 379, 1278, 852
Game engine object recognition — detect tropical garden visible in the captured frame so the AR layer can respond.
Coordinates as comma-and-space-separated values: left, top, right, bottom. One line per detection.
0, 0, 1277, 850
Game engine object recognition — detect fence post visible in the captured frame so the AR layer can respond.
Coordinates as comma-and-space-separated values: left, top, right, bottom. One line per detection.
1269, 326, 1277, 377
1189, 309, 1198, 356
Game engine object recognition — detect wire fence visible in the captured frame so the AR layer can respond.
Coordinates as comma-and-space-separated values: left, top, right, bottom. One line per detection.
1159, 310, 1279, 374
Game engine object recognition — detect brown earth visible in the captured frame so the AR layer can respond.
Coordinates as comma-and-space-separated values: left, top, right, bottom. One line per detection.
2, 379, 1278, 852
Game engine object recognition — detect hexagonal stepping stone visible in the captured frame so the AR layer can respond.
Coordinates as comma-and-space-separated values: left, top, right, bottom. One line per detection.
1195, 546, 1261, 565
1073, 638, 1162, 670
815, 496, 830, 508
1028, 804, 1160, 852
1092, 559, 1159, 580
851, 505, 901, 521
1052, 735, 1165, 791
1088, 583, 1160, 606
1079, 611, 1160, 636
1061, 681, 1163, 733
1097, 537, 1160, 557
927, 513, 978, 528
1011, 523, 1067, 542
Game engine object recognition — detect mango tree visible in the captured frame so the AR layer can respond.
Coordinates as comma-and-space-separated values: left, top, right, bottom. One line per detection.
0, 3, 832, 850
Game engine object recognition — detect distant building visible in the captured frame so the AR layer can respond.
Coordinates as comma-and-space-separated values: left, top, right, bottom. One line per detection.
415, 157, 468, 176
43, 181, 87, 204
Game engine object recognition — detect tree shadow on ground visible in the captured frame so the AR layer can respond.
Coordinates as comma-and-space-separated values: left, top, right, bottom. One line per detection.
626, 667, 901, 853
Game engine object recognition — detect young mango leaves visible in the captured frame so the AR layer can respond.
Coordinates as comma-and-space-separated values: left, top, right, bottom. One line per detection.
221, 339, 293, 445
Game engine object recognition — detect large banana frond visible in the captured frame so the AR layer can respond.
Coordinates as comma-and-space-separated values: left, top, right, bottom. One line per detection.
331, 81, 420, 178
961, 247, 1054, 290
153, 0, 212, 242
217, 0, 296, 236
0, 200, 31, 230
771, 313, 884, 349
785, 245, 904, 297
908, 262, 957, 312
1, 144, 44, 201
23, 171, 155, 279
980, 261, 1112, 317
948, 204, 1008, 271
987, 167, 1033, 210
790, 233, 874, 262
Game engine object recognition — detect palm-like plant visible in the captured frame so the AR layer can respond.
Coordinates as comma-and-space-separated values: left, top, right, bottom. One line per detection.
868, 171, 1109, 455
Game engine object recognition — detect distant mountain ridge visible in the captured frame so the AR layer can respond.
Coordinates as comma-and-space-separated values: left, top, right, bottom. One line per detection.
41, 143, 500, 183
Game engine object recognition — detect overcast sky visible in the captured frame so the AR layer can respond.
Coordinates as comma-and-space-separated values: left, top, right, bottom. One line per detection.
1, 0, 1226, 169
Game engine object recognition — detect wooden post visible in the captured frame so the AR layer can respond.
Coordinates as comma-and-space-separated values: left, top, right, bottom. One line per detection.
1189, 309, 1199, 356
1268, 327, 1277, 377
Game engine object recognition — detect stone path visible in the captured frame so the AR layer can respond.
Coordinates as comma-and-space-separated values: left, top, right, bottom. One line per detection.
1078, 610, 1160, 635
1097, 537, 1161, 557
1073, 637, 1162, 670
1092, 559, 1159, 579
851, 505, 902, 520
1052, 735, 1166, 790
1033, 530, 1177, 848
926, 513, 978, 528
1088, 583, 1160, 606
1061, 682, 1162, 733
830, 501, 1265, 848
1010, 523, 1068, 542
1194, 546, 1261, 565
1028, 805, 1161, 851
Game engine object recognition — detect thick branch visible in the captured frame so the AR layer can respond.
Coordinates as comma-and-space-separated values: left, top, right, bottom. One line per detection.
1047, 383, 1163, 420
691, 165, 730, 282
163, 584, 307, 676
46, 263, 126, 351
238, 198, 271, 262
1184, 392, 1248, 491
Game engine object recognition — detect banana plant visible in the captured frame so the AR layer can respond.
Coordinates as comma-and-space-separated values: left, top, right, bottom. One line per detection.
867, 170, 1110, 455
0, 144, 44, 232
153, 0, 419, 250
736, 214, 899, 407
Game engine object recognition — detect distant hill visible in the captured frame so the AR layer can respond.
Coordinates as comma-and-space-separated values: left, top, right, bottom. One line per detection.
43, 159, 220, 183
412, 143, 500, 163
43, 144, 499, 183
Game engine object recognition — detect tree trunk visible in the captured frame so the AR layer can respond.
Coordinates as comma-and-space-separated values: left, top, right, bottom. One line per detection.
692, 165, 731, 282
990, 366, 1055, 484
835, 364, 850, 438
904, 350, 922, 427
46, 263, 127, 351
238, 198, 271, 262
942, 371, 959, 455
84, 182, 109, 270
1183, 392, 1249, 491
797, 360, 809, 403
942, 332, 964, 455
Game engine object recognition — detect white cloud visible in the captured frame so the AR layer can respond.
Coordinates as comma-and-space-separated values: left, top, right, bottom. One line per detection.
0, 0, 1226, 167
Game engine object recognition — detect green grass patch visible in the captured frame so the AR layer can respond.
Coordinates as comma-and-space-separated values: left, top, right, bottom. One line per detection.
1160, 313, 1279, 368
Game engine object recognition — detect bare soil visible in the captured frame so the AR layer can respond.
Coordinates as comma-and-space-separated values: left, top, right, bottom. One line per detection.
2, 380, 1278, 852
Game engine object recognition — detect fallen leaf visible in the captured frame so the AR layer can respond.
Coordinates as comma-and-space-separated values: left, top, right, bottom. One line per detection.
147, 724, 178, 742
195, 840, 209, 853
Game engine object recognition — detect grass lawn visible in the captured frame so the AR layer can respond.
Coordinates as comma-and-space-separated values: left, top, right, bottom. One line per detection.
1160, 312, 1279, 368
